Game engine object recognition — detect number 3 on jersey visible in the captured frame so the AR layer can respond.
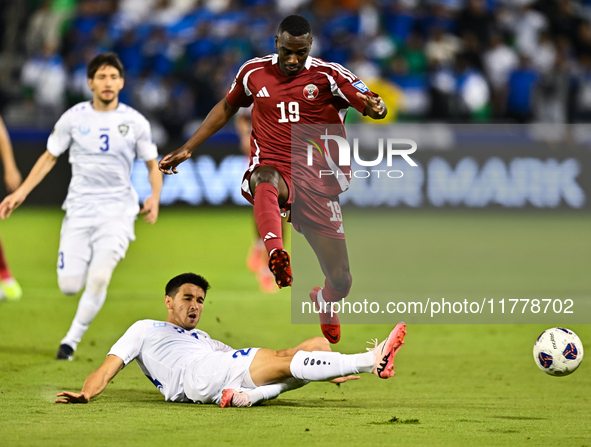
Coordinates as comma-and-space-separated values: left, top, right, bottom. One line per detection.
99, 134, 109, 152
277, 101, 300, 123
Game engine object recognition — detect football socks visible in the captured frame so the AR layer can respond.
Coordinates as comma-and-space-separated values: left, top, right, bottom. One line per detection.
0, 240, 13, 281
322, 274, 352, 303
253, 183, 283, 253
289, 350, 362, 381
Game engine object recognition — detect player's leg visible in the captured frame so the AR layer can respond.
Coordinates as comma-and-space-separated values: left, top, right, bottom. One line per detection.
248, 224, 278, 293
56, 217, 92, 296
251, 217, 289, 293
220, 337, 330, 407
300, 225, 352, 343
276, 336, 332, 357
248, 323, 406, 385
58, 217, 132, 359
249, 165, 290, 251
0, 238, 22, 301
291, 190, 351, 342
300, 226, 352, 295
221, 377, 308, 407
249, 166, 291, 287
55, 217, 93, 359
59, 249, 120, 357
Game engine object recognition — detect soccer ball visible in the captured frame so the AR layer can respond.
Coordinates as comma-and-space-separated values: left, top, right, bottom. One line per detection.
533, 327, 584, 376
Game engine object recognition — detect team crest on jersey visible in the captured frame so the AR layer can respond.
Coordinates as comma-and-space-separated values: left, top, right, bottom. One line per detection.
78, 125, 90, 135
118, 124, 129, 136
303, 84, 319, 100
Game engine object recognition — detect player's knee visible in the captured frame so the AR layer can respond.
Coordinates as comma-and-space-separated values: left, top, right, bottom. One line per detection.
251, 167, 280, 188
327, 269, 352, 294
310, 337, 331, 352
253, 174, 278, 189
86, 269, 112, 295
58, 275, 85, 295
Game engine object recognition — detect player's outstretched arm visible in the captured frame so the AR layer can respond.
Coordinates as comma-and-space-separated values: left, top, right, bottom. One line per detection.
139, 159, 162, 224
159, 98, 239, 174
0, 115, 22, 192
357, 92, 388, 120
55, 355, 124, 404
0, 150, 57, 219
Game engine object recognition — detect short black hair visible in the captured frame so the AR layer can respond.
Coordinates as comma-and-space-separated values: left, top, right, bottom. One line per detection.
278, 15, 312, 37
87, 52, 125, 79
165, 273, 211, 298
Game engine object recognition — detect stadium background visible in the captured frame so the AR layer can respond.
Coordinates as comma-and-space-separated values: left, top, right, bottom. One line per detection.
1, 1, 590, 446
2, 0, 591, 208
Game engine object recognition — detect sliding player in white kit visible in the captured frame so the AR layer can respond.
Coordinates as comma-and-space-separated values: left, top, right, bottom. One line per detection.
0, 53, 162, 360
55, 273, 406, 407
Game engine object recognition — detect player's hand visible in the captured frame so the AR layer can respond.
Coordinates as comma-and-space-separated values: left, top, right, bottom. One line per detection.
0, 190, 25, 220
329, 375, 360, 384
139, 195, 159, 225
158, 147, 192, 174
55, 391, 89, 404
356, 92, 386, 116
4, 167, 22, 193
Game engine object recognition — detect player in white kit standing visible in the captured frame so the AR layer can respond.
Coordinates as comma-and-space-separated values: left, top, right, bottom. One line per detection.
0, 53, 162, 360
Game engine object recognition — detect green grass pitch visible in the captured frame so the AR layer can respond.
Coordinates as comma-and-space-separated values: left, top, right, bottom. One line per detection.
0, 207, 590, 446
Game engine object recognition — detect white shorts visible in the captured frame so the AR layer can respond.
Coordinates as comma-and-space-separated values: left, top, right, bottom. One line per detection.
57, 215, 136, 278
183, 348, 260, 405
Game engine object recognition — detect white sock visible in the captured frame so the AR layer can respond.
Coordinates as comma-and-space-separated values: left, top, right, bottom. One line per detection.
246, 378, 309, 405
61, 288, 107, 349
290, 350, 362, 381
316, 289, 327, 307
354, 351, 374, 373
61, 250, 118, 350
246, 384, 286, 405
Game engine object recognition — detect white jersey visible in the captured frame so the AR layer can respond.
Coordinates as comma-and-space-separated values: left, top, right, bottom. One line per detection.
47, 101, 158, 217
108, 320, 234, 402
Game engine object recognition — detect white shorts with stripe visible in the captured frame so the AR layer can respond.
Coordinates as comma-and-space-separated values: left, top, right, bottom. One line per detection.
183, 348, 260, 404
57, 215, 136, 278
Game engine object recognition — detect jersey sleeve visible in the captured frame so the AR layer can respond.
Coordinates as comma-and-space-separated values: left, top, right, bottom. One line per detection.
210, 339, 234, 352
47, 111, 73, 156
225, 68, 255, 108
330, 66, 379, 115
107, 321, 146, 365
135, 117, 158, 161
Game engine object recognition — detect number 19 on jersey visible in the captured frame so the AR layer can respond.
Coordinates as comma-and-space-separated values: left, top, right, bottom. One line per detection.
277, 102, 300, 123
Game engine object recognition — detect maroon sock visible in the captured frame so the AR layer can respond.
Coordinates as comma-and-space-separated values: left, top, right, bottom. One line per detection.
0, 240, 12, 281
322, 274, 352, 303
254, 183, 284, 253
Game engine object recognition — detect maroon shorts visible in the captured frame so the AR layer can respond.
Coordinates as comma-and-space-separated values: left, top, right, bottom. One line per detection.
291, 187, 346, 240
241, 164, 293, 207
241, 165, 345, 240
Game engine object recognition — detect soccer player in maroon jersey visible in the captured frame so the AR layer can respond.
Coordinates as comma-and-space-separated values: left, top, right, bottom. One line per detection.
159, 15, 387, 343
0, 114, 23, 302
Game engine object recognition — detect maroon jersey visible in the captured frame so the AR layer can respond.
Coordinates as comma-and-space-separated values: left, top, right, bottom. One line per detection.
226, 54, 376, 197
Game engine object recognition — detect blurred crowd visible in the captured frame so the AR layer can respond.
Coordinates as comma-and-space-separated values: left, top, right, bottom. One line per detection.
4, 0, 591, 140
